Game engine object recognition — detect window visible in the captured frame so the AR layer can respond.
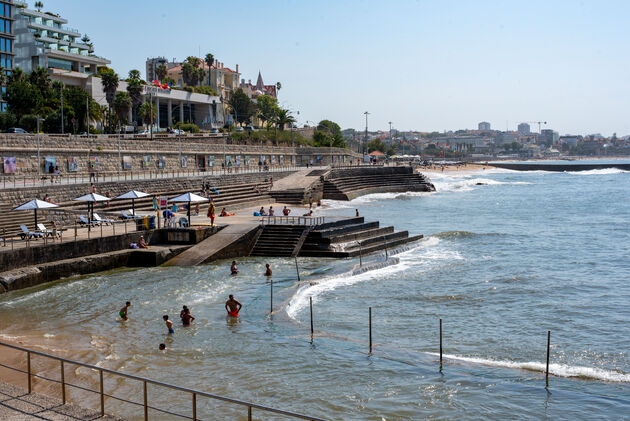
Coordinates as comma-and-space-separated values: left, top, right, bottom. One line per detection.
0, 4, 10, 18
48, 56, 75, 71
0, 38, 11, 53
1, 53, 13, 68
0, 18, 10, 33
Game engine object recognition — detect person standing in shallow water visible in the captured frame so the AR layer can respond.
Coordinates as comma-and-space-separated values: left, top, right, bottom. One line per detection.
225, 295, 242, 317
163, 315, 174, 334
231, 260, 239, 275
119, 301, 131, 321
265, 263, 272, 276
181, 308, 195, 326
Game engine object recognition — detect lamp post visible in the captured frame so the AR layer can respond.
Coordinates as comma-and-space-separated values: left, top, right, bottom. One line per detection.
117, 124, 121, 171
36, 116, 41, 176
60, 81, 64, 134
364, 111, 370, 156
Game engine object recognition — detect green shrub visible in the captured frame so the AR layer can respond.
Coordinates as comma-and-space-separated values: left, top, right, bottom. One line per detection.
0, 112, 17, 131
19, 114, 38, 132
174, 122, 200, 133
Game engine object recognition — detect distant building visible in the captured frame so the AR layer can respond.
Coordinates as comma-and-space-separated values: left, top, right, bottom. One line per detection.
240, 71, 278, 99
517, 123, 530, 134
12, 3, 110, 84
0, 0, 13, 112
478, 121, 491, 131
165, 58, 240, 101
540, 129, 559, 145
145, 56, 168, 82
559, 136, 579, 147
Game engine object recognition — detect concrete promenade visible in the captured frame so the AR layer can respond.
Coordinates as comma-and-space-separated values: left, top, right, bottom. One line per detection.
0, 380, 124, 421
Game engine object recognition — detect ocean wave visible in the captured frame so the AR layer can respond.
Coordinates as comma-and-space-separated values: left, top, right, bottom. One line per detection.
566, 168, 629, 175
427, 353, 630, 383
432, 231, 505, 240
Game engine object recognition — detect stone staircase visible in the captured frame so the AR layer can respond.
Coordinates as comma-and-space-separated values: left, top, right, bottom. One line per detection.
250, 225, 308, 257
299, 217, 423, 258
323, 172, 434, 201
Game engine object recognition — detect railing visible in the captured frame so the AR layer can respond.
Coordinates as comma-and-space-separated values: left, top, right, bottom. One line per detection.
0, 165, 307, 190
260, 216, 326, 226
0, 341, 326, 421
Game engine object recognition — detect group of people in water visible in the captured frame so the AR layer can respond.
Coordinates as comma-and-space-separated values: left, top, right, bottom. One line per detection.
119, 261, 274, 350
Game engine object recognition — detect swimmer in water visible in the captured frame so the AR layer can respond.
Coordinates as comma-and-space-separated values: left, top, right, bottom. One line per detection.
179, 305, 188, 321
225, 294, 242, 317
265, 263, 272, 277
163, 315, 174, 334
119, 301, 131, 321
182, 308, 195, 326
231, 260, 239, 275
159, 343, 166, 351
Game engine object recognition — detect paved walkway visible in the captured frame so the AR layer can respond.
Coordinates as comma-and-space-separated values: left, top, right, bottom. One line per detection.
270, 168, 328, 191
0, 381, 124, 421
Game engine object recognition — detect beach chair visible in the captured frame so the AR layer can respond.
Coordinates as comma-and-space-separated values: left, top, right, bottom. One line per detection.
20, 224, 43, 240
93, 213, 114, 225
121, 210, 137, 219
78, 215, 99, 226
178, 217, 189, 227
36, 223, 54, 237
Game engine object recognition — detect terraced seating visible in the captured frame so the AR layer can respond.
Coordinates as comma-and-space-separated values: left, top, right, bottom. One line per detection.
323, 172, 434, 201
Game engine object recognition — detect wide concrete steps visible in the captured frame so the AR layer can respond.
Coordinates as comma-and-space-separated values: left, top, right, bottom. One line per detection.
250, 225, 306, 257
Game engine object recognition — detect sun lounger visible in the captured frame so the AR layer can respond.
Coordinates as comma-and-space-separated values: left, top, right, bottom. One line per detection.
36, 223, 54, 237
121, 210, 139, 219
20, 224, 43, 240
93, 213, 114, 225
78, 215, 100, 226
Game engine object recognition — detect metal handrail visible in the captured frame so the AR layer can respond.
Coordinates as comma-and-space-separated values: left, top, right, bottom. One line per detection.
259, 216, 325, 226
0, 341, 327, 421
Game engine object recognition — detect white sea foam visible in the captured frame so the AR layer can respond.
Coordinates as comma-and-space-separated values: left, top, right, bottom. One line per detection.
566, 168, 629, 176
427, 353, 630, 383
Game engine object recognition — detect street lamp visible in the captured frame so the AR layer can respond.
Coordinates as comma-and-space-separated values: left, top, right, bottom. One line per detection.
364, 111, 370, 157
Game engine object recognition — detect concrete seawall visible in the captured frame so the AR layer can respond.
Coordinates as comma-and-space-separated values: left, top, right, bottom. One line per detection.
490, 163, 630, 172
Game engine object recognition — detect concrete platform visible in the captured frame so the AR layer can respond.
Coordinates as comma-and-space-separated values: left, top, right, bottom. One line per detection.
0, 380, 124, 420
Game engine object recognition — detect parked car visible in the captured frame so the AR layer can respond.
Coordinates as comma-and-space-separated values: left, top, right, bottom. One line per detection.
7, 128, 28, 134
235, 127, 244, 132
138, 130, 150, 135
173, 129, 186, 135
245, 125, 256, 131
210, 128, 219, 134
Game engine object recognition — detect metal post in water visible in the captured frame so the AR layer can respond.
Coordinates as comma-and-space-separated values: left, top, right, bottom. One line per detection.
310, 296, 314, 339
369, 307, 372, 354
439, 318, 443, 371
143, 380, 148, 421
27, 351, 31, 393
270, 279, 273, 314
546, 330, 551, 388
60, 360, 65, 404
192, 392, 197, 421
99, 369, 104, 416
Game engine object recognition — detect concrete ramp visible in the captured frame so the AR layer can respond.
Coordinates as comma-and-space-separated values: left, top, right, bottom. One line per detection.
163, 224, 260, 267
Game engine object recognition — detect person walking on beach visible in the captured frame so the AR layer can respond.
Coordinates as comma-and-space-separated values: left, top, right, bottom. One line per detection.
231, 260, 239, 275
265, 263, 272, 276
181, 308, 195, 326
207, 199, 216, 226
225, 295, 242, 317
163, 315, 174, 334
119, 301, 131, 321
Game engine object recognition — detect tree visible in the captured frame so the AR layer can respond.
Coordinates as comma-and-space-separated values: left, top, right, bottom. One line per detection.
100, 69, 119, 132
34, 1, 43, 11
226, 88, 256, 125
113, 92, 132, 126
181, 56, 204, 86
126, 75, 144, 129
139, 101, 156, 132
276, 82, 282, 94
274, 108, 295, 131
127, 69, 141, 81
313, 120, 345, 148
204, 53, 214, 86
256, 94, 279, 128
81, 34, 90, 44
155, 64, 167, 82
6, 77, 43, 122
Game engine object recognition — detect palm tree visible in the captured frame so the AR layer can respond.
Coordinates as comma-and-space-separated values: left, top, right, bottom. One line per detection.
274, 108, 295, 131
276, 82, 282, 95
204, 53, 214, 86
28, 67, 50, 93
34, 1, 43, 11
128, 69, 141, 81
182, 56, 204, 86
100, 69, 119, 132
155, 64, 167, 82
126, 77, 143, 130
81, 34, 90, 44
113, 91, 132, 126
139, 101, 156, 137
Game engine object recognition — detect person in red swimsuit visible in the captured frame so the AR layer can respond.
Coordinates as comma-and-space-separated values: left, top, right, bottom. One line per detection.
225, 294, 242, 317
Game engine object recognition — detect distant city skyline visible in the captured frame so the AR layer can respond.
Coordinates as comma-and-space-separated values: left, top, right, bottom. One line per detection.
42, 0, 630, 135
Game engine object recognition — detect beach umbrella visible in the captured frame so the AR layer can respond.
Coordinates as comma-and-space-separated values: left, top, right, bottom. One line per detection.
73, 193, 111, 231
13, 199, 59, 226
114, 190, 150, 216
169, 192, 208, 225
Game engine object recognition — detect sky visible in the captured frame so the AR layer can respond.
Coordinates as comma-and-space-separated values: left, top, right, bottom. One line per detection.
43, 0, 630, 135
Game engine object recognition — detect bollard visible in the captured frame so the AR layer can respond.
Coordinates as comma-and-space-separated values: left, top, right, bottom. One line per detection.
369, 307, 373, 354
546, 330, 551, 388
295, 257, 301, 282
310, 296, 314, 339
439, 318, 443, 371
270, 279, 273, 314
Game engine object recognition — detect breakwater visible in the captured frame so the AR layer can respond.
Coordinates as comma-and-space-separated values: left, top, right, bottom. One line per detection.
490, 162, 630, 171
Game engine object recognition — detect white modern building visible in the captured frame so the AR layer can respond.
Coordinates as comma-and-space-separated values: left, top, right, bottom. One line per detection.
12, 2, 110, 81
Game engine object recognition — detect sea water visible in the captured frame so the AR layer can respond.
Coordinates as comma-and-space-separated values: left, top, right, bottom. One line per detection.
0, 167, 629, 420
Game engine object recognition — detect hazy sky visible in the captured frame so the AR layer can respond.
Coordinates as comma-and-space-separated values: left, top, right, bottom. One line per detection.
43, 0, 629, 135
